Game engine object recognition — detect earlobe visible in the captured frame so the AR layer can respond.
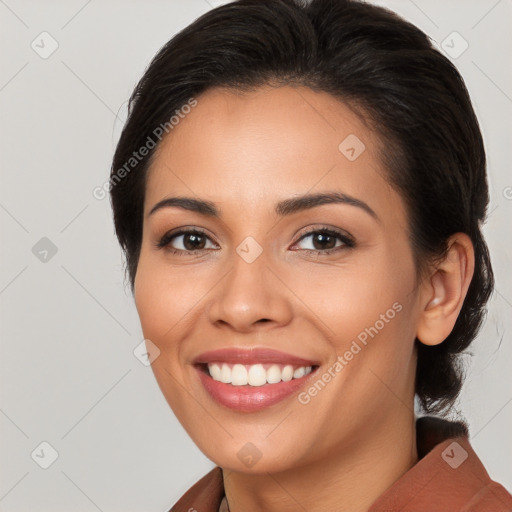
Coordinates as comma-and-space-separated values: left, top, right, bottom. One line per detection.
416, 233, 475, 346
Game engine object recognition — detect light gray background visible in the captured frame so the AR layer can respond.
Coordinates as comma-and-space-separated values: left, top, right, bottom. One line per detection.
1, 0, 511, 510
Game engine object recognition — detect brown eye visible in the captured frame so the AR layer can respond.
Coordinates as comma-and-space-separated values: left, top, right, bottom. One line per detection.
155, 229, 217, 254
180, 232, 207, 250
310, 232, 337, 250
294, 228, 355, 254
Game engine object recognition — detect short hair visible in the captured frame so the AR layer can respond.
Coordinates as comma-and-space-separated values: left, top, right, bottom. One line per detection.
109, 0, 494, 414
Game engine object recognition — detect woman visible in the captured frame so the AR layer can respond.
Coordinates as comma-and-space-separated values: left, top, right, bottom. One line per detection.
109, 0, 512, 510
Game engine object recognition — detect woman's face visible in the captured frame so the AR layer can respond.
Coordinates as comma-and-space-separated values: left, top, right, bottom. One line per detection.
134, 85, 424, 473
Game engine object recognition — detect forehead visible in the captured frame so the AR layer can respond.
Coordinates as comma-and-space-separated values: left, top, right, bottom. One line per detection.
144, 85, 403, 227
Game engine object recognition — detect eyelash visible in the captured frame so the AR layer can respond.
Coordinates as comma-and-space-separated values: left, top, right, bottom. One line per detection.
154, 226, 355, 257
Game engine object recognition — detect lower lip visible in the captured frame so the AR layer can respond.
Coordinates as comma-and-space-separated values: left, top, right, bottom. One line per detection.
195, 365, 318, 412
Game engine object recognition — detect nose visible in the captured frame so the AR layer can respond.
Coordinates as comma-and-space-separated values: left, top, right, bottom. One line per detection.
207, 246, 293, 333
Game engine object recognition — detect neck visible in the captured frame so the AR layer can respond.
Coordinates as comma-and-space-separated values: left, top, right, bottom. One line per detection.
222, 411, 418, 512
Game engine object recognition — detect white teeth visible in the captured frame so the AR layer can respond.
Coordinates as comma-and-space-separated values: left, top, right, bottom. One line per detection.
209, 363, 221, 381
266, 364, 282, 384
231, 364, 247, 385
206, 362, 314, 386
281, 365, 294, 382
220, 363, 232, 384
247, 364, 267, 386
293, 366, 306, 379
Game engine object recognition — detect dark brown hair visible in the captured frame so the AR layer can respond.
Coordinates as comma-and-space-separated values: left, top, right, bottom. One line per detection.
109, 0, 494, 414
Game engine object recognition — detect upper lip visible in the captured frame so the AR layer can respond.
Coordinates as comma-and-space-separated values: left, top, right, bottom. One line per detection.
192, 347, 319, 367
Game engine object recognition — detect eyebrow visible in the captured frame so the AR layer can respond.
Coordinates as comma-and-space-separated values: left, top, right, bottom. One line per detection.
148, 192, 378, 221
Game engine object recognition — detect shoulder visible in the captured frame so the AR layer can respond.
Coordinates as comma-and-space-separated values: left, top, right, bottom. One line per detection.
168, 466, 224, 512
370, 417, 512, 511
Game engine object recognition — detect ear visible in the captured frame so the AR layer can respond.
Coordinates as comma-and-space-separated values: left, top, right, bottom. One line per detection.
416, 233, 475, 346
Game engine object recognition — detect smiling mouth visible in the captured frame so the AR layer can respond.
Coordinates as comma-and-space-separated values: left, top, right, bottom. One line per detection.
194, 361, 320, 412
196, 362, 320, 387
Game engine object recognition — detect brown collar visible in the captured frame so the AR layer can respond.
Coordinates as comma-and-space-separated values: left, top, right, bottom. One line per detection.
169, 416, 512, 511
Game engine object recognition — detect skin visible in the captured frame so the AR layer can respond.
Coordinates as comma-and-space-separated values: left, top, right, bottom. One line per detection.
133, 85, 474, 512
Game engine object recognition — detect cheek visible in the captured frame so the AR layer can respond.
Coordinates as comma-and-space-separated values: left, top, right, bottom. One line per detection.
133, 256, 198, 413
133, 252, 177, 343
305, 252, 414, 343
322, 251, 418, 376
133, 252, 213, 348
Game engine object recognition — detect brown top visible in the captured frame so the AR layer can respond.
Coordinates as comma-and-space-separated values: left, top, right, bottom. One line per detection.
169, 416, 512, 512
